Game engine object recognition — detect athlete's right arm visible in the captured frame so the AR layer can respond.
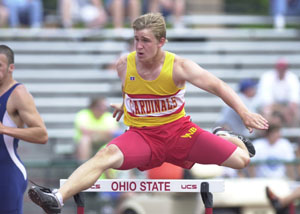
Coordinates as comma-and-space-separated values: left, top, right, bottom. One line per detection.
115, 54, 127, 85
111, 55, 128, 121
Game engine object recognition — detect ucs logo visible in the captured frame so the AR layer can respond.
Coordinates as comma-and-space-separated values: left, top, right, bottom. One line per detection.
90, 184, 101, 189
181, 184, 197, 189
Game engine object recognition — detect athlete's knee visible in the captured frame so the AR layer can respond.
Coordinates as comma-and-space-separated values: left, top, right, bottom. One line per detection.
222, 148, 250, 169
94, 144, 124, 168
235, 152, 250, 169
237, 154, 250, 169
227, 157, 250, 170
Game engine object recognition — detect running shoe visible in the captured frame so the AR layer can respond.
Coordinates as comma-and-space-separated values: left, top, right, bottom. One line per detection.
28, 184, 61, 214
212, 126, 256, 158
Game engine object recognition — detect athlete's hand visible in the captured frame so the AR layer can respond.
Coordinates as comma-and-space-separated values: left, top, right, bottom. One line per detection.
242, 112, 269, 133
111, 103, 124, 122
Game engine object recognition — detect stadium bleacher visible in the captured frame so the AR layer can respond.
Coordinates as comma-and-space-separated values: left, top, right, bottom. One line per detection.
1, 23, 299, 160
1, 12, 299, 213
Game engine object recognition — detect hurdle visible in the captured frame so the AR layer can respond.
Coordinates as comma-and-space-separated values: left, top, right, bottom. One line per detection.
60, 179, 224, 214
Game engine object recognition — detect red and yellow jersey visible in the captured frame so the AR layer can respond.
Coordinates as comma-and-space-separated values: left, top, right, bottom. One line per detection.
123, 51, 186, 127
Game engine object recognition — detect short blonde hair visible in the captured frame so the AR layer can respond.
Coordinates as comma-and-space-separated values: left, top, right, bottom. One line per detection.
132, 13, 166, 41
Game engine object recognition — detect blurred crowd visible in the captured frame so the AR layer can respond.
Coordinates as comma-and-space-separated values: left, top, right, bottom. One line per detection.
0, 0, 299, 30
217, 58, 300, 181
1, 1, 299, 213
0, 0, 186, 29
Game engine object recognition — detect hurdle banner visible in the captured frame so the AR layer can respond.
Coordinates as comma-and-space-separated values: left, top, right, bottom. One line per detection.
59, 179, 224, 214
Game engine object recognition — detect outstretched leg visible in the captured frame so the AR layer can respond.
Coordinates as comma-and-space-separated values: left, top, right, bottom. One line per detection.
28, 144, 124, 214
60, 145, 123, 200
28, 130, 152, 214
186, 128, 252, 170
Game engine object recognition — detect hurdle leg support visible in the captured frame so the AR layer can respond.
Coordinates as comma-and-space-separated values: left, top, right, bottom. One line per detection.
201, 182, 213, 214
74, 193, 85, 214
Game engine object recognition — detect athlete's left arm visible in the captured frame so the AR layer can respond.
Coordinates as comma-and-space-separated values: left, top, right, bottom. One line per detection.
110, 55, 127, 122
173, 57, 268, 132
0, 85, 48, 144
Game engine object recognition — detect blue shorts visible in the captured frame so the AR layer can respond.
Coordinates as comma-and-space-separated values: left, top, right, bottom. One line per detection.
0, 165, 27, 214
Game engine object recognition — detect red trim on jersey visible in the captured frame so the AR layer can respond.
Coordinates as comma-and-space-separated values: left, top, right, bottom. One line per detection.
126, 89, 182, 99
127, 103, 185, 117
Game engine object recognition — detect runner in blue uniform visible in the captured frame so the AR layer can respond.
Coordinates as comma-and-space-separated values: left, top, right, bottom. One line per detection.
0, 44, 48, 214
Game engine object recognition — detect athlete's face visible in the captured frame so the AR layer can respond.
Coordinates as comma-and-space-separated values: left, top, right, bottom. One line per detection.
134, 29, 165, 61
0, 54, 13, 82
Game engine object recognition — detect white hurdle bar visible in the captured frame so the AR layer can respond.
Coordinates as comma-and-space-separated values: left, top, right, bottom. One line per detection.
60, 179, 224, 214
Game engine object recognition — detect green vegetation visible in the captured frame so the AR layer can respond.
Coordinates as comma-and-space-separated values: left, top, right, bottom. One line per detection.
224, 0, 269, 15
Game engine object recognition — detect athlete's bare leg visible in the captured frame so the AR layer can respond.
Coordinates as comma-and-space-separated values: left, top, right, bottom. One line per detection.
59, 144, 124, 201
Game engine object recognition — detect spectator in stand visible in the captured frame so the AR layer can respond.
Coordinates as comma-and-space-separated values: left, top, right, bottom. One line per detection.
2, 0, 43, 28
266, 186, 299, 214
60, 0, 107, 28
270, 0, 287, 30
0, 2, 8, 27
256, 58, 300, 127
105, 0, 141, 29
146, 0, 186, 29
248, 123, 296, 179
217, 79, 259, 138
74, 97, 122, 161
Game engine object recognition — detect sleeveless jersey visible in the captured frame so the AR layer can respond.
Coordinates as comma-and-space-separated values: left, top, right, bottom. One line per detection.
123, 51, 186, 127
0, 83, 27, 213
